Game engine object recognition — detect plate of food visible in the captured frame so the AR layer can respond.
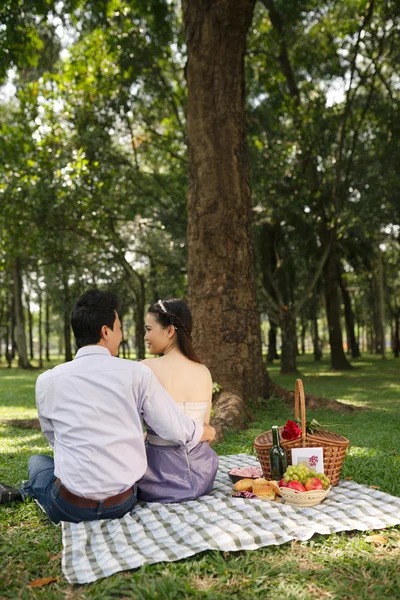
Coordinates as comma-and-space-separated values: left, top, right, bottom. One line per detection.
232, 477, 282, 501
228, 465, 264, 483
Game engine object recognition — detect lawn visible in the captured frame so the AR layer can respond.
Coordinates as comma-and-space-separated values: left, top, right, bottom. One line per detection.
0, 354, 399, 599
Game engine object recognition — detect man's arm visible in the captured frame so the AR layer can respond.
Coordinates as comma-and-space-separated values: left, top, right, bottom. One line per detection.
137, 367, 204, 448
36, 375, 55, 448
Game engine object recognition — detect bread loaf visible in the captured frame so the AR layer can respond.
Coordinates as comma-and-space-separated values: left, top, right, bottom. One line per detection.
233, 478, 254, 492
252, 478, 276, 499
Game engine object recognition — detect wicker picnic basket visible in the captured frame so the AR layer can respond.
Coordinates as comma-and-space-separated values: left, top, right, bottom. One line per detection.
254, 379, 350, 486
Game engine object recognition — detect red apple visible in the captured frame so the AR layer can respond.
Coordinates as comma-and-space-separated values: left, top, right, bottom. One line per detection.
287, 481, 307, 492
279, 478, 289, 488
304, 477, 324, 491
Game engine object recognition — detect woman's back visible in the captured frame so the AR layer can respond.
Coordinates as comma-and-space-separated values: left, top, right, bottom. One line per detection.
142, 354, 212, 412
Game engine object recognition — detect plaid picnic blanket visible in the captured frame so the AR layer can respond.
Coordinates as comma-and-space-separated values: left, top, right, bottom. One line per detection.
62, 454, 400, 584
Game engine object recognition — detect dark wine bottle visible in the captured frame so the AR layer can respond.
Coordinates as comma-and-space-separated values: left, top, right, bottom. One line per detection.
269, 425, 287, 480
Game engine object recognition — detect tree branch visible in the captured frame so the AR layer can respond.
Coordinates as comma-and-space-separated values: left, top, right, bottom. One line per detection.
293, 235, 332, 318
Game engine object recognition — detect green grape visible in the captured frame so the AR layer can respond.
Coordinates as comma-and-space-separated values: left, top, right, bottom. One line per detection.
316, 473, 330, 489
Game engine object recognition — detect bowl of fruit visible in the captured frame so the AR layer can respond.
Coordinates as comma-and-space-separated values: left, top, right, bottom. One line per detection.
228, 465, 264, 483
278, 464, 331, 507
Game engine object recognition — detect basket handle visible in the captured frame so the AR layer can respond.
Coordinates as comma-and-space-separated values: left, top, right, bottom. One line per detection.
294, 379, 307, 446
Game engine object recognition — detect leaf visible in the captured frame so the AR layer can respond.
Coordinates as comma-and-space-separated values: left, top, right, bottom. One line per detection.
369, 485, 380, 489
345, 476, 353, 480
365, 535, 387, 545
28, 577, 58, 588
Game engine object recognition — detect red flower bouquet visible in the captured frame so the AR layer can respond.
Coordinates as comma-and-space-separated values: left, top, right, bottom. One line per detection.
281, 419, 302, 441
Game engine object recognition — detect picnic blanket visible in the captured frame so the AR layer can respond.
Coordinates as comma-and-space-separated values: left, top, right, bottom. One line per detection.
61, 454, 400, 584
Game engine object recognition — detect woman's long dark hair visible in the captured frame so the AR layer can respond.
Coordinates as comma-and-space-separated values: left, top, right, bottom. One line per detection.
147, 298, 202, 364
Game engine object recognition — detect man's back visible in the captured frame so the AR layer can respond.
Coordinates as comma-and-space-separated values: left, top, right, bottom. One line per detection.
37, 346, 148, 499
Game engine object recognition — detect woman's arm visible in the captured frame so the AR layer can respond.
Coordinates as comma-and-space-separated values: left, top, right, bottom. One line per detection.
203, 368, 213, 426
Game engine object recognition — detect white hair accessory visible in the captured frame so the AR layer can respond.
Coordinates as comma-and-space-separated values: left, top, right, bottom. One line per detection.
157, 299, 167, 313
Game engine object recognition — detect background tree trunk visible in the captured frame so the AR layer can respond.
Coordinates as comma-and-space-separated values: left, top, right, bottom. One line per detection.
323, 243, 352, 370
267, 318, 279, 362
280, 310, 299, 374
12, 260, 32, 369
25, 292, 34, 360
133, 276, 146, 360
183, 0, 271, 400
393, 311, 400, 358
377, 247, 386, 359
45, 292, 50, 361
338, 266, 360, 358
62, 278, 72, 362
310, 291, 322, 361
370, 278, 382, 353
38, 290, 43, 368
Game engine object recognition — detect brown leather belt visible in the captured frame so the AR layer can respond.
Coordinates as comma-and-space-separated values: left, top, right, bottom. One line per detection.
55, 478, 134, 509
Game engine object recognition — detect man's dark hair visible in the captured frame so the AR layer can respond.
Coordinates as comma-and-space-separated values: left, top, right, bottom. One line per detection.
71, 290, 119, 349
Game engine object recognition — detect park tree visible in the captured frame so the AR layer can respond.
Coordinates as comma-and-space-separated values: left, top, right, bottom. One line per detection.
182, 0, 272, 402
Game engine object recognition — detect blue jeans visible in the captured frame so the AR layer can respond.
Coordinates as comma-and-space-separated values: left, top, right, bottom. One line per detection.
21, 454, 137, 524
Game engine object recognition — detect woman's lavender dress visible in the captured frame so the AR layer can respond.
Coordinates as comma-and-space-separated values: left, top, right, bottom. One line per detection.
137, 402, 219, 503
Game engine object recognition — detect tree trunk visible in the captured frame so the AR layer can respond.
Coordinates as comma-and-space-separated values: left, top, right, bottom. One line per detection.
300, 318, 307, 354
310, 292, 322, 361
393, 312, 400, 358
0, 298, 3, 361
183, 0, 271, 400
134, 308, 146, 360
134, 276, 146, 360
58, 332, 63, 357
12, 260, 32, 369
38, 290, 43, 368
4, 293, 13, 368
63, 279, 72, 362
267, 318, 279, 363
377, 247, 386, 359
280, 310, 299, 374
370, 278, 382, 353
25, 292, 34, 360
338, 267, 360, 358
322, 243, 352, 370
45, 292, 50, 361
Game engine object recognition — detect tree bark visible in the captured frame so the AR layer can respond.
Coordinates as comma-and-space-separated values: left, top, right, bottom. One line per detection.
338, 266, 360, 358
322, 243, 352, 370
183, 0, 271, 399
12, 260, 32, 369
280, 310, 299, 374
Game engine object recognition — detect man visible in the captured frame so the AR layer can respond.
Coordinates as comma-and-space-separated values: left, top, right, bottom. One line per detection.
0, 290, 215, 523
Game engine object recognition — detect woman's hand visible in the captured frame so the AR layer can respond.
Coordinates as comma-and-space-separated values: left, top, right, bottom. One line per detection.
200, 424, 216, 443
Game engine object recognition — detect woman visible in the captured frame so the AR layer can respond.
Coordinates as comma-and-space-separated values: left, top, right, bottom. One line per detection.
137, 298, 219, 503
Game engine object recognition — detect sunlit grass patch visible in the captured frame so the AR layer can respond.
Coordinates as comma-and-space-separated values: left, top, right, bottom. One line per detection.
0, 353, 399, 598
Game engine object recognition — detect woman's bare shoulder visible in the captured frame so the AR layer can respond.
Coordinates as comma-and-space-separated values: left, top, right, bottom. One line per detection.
191, 362, 213, 382
141, 358, 159, 371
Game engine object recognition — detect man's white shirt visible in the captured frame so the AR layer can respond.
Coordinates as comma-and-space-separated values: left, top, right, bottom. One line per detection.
35, 346, 203, 500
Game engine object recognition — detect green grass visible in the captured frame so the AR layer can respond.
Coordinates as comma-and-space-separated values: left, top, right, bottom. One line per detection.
1, 354, 400, 599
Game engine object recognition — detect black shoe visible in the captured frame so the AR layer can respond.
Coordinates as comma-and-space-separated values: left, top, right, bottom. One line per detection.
0, 482, 23, 504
